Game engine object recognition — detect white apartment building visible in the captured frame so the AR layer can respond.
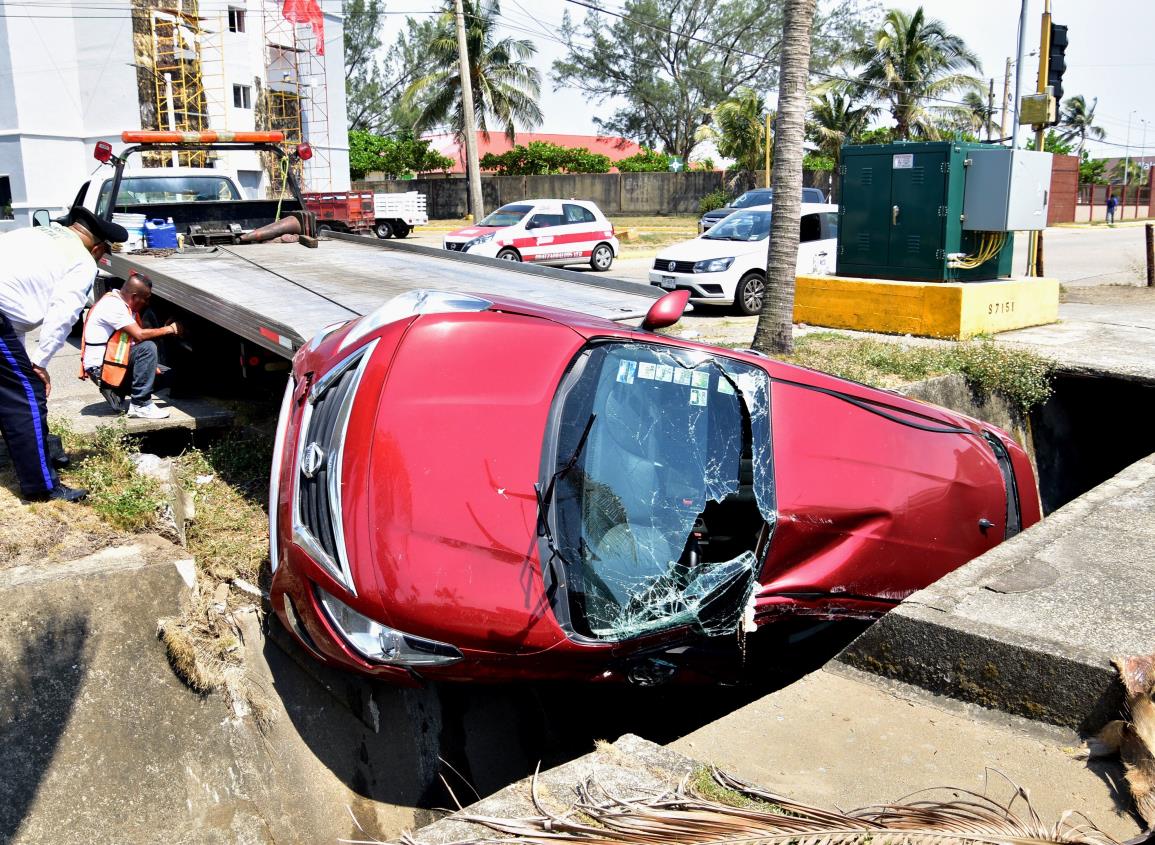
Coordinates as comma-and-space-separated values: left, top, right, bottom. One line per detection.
0, 0, 350, 230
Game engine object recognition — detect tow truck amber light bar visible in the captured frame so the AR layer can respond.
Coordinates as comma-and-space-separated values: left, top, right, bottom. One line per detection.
120, 130, 287, 144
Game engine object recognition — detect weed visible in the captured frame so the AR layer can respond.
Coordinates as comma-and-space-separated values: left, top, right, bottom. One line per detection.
64, 423, 165, 531
759, 333, 1054, 413
954, 341, 1053, 413
688, 767, 781, 811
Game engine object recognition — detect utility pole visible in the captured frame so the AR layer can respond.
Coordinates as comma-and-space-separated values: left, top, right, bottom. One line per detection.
1001, 57, 1011, 142
454, 0, 484, 221
1027, 1, 1052, 277
987, 78, 995, 141
1123, 110, 1135, 196
1012, 0, 1029, 147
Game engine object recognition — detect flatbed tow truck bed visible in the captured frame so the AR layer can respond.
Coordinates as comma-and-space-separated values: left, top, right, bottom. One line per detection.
106, 232, 662, 358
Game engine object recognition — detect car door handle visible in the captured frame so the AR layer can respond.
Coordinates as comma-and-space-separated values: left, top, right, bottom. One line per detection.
816, 251, 828, 257
892, 204, 900, 225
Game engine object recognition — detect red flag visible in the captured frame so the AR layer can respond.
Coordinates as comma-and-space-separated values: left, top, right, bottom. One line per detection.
282, 0, 325, 55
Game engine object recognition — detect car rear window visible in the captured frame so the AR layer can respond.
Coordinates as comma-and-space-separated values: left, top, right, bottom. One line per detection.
564, 203, 597, 224
98, 176, 239, 213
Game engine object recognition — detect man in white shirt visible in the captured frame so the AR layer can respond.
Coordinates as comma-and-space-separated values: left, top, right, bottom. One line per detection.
83, 272, 181, 419
0, 206, 126, 502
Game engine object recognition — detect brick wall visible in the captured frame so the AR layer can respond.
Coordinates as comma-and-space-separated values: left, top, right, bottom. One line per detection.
1048, 154, 1079, 225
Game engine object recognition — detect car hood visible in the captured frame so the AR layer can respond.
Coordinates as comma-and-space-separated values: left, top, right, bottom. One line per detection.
702, 206, 737, 220
445, 225, 504, 240
347, 311, 586, 654
656, 236, 766, 262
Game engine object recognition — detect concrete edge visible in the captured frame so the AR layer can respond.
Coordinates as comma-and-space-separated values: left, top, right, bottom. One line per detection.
838, 455, 1155, 734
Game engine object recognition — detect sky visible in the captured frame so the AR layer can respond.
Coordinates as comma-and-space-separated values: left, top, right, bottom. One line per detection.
378, 0, 1154, 161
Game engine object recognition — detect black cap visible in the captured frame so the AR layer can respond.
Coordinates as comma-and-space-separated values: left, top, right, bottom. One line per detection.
57, 205, 128, 244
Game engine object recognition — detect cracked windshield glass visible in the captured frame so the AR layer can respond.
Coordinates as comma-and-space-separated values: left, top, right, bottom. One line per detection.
546, 342, 775, 642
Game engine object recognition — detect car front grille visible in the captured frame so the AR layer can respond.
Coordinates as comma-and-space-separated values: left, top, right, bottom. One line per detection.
293, 341, 377, 594
653, 259, 696, 273
445, 241, 463, 251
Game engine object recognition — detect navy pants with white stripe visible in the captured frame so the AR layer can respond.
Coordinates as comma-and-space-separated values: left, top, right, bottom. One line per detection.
0, 314, 58, 498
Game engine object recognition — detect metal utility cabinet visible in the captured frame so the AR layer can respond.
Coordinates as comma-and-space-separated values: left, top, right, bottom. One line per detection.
836, 141, 1052, 282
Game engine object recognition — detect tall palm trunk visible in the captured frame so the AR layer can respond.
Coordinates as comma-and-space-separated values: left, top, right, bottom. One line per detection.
752, 0, 817, 354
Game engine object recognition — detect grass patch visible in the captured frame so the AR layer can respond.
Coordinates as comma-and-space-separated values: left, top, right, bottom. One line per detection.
65, 424, 166, 531
753, 332, 1055, 414
158, 428, 274, 695
688, 767, 781, 811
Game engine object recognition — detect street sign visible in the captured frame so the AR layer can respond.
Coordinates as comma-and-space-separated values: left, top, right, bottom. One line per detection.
668, 156, 685, 172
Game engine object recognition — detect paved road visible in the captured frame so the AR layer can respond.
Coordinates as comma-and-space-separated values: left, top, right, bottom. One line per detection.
413, 222, 1150, 288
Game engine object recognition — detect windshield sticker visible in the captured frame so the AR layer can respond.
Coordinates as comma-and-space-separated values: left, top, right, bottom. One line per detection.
546, 342, 777, 644
616, 360, 637, 384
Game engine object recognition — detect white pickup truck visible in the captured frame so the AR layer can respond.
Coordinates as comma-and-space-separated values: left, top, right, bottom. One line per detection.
371, 190, 428, 239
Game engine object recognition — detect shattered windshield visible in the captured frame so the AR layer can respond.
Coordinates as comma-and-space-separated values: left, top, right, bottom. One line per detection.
542, 341, 775, 642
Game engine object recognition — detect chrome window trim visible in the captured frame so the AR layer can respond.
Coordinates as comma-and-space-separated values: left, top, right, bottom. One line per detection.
268, 375, 296, 573
292, 340, 378, 595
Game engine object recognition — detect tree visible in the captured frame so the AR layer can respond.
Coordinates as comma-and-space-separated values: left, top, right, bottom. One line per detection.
701, 88, 770, 176
848, 7, 983, 141
960, 90, 997, 139
344, 1, 439, 134
553, 0, 871, 162
616, 148, 672, 172
752, 0, 818, 355
1057, 95, 1107, 160
1112, 158, 1147, 186
1079, 150, 1107, 185
404, 0, 542, 142
479, 141, 612, 174
348, 131, 455, 180
808, 88, 877, 198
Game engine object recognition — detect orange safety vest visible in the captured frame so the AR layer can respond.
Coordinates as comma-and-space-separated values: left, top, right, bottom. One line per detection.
79, 292, 140, 389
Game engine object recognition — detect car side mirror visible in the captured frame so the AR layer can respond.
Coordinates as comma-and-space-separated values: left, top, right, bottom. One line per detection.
32, 209, 52, 228
641, 290, 690, 331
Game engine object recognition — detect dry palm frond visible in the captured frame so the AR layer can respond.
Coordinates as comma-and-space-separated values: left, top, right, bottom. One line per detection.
1089, 653, 1155, 828
411, 767, 1119, 845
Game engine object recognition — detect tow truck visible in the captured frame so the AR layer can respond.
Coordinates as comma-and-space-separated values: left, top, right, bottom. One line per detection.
66, 131, 659, 379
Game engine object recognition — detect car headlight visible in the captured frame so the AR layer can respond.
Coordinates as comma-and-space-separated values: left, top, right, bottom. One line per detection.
465, 231, 496, 250
694, 257, 735, 273
305, 320, 351, 352
316, 587, 464, 667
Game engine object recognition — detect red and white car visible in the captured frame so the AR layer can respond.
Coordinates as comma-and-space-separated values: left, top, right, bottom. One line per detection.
443, 200, 620, 271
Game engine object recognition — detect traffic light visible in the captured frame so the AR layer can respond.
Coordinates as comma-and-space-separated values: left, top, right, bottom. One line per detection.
1047, 22, 1068, 116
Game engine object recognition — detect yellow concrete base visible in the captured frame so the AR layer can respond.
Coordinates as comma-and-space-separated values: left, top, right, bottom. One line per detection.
793, 275, 1060, 340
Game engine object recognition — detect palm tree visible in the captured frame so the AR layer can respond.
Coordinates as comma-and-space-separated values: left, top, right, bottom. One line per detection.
808, 88, 877, 198
1057, 95, 1107, 160
848, 7, 983, 141
404, 0, 542, 143
752, 0, 818, 355
960, 90, 997, 138
699, 88, 770, 190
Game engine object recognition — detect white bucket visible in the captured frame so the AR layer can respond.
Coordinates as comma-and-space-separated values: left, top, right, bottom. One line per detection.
113, 212, 147, 251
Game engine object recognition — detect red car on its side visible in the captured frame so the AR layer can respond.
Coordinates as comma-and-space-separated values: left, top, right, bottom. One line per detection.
268, 289, 1040, 686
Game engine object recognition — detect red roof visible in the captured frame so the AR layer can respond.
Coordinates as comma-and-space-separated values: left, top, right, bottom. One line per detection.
423, 132, 644, 173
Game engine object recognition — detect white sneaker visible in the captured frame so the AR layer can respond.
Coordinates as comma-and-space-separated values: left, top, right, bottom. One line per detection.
127, 401, 170, 420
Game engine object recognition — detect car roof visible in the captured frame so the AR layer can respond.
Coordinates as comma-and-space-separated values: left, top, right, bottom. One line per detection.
501, 198, 602, 209
728, 202, 839, 214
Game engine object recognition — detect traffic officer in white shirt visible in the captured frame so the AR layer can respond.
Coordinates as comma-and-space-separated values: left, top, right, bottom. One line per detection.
0, 205, 127, 502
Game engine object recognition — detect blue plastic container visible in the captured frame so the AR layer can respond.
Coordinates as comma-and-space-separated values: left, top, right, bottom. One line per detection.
144, 218, 177, 249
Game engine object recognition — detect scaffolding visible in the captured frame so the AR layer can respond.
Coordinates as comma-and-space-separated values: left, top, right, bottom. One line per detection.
146, 0, 209, 166
260, 0, 331, 191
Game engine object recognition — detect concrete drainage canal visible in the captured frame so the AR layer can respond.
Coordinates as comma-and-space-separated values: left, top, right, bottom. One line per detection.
2, 367, 1153, 844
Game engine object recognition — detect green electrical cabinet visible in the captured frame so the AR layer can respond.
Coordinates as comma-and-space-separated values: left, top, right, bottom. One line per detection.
836, 141, 1014, 282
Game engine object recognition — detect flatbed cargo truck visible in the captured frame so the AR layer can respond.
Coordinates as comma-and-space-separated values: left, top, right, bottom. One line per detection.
62, 131, 659, 378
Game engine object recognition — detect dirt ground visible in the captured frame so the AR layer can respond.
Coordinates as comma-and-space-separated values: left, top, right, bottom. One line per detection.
1061, 283, 1155, 305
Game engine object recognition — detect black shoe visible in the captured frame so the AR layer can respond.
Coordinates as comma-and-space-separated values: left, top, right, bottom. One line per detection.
100, 386, 127, 413
26, 485, 89, 503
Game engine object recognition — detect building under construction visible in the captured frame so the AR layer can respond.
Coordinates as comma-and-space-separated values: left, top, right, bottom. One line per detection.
0, 0, 348, 229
